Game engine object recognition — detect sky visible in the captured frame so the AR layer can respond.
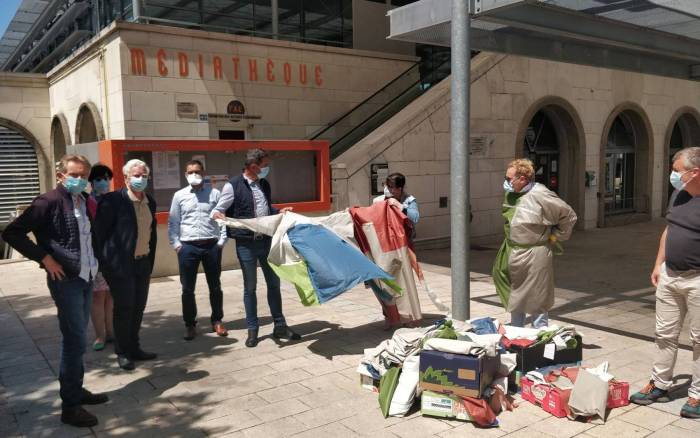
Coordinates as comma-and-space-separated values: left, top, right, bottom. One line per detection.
0, 0, 24, 38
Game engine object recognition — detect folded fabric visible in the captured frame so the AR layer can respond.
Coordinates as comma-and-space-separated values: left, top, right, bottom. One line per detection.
389, 355, 420, 417
470, 317, 499, 335
422, 337, 496, 357
379, 366, 401, 418
362, 325, 440, 375
568, 368, 609, 423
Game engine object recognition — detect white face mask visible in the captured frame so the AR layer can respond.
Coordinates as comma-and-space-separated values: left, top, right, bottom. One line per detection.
383, 186, 392, 198
186, 173, 203, 186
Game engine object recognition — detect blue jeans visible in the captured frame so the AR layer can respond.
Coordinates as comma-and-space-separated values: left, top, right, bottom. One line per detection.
235, 237, 286, 330
511, 312, 549, 329
47, 277, 92, 408
178, 241, 223, 327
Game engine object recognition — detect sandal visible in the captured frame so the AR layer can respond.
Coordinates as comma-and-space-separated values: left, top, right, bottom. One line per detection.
93, 341, 105, 351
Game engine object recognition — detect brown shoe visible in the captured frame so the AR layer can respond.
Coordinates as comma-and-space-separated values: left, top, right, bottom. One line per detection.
184, 326, 197, 341
212, 322, 228, 337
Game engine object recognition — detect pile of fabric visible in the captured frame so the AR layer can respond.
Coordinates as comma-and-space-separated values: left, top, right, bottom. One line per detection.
358, 319, 519, 427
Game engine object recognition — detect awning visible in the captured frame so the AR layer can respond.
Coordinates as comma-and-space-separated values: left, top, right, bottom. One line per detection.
389, 0, 700, 81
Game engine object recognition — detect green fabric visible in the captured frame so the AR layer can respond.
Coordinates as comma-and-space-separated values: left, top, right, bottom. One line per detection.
378, 366, 401, 418
433, 320, 458, 340
269, 261, 319, 306
492, 192, 521, 309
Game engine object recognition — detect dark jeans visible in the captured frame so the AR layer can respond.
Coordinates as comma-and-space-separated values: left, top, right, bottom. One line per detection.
47, 277, 92, 408
105, 258, 152, 356
178, 241, 223, 327
235, 237, 286, 330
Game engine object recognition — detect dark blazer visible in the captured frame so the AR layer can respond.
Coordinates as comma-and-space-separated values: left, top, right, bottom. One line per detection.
224, 175, 279, 240
94, 188, 157, 277
2, 185, 96, 280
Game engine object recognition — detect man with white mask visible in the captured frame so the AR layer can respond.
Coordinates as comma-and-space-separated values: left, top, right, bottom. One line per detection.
492, 158, 577, 328
169, 159, 228, 341
631, 146, 700, 419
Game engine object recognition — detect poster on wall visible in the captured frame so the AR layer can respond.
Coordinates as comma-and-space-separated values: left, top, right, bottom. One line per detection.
153, 151, 181, 189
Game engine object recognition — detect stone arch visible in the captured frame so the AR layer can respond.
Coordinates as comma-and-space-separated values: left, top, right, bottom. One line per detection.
598, 103, 654, 227
75, 102, 105, 143
662, 107, 700, 212
51, 114, 71, 163
515, 96, 586, 228
0, 117, 50, 201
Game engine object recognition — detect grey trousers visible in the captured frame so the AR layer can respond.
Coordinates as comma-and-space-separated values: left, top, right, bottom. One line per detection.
651, 263, 700, 399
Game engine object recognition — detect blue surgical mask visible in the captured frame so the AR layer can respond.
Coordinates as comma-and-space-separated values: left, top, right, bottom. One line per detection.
258, 166, 270, 179
64, 176, 88, 194
130, 176, 148, 192
670, 170, 692, 191
503, 179, 514, 193
92, 179, 110, 195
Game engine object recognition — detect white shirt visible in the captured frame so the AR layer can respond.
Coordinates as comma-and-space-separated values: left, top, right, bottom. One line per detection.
73, 195, 98, 282
213, 174, 271, 218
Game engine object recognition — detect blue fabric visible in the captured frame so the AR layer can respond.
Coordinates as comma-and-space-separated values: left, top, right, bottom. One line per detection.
287, 224, 394, 304
471, 317, 498, 335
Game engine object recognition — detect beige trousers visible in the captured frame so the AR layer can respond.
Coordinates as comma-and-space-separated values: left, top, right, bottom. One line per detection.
651, 264, 700, 399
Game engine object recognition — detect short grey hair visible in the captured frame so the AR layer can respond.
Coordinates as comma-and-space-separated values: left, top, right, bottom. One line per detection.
244, 149, 269, 167
672, 147, 700, 170
123, 159, 150, 176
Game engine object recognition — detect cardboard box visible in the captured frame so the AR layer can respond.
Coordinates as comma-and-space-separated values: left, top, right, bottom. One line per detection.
420, 390, 472, 421
521, 376, 630, 417
508, 335, 583, 376
419, 350, 501, 398
359, 374, 380, 393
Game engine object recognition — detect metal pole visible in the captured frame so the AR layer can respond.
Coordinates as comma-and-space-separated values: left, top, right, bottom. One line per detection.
132, 0, 142, 22
272, 0, 279, 39
450, 0, 470, 321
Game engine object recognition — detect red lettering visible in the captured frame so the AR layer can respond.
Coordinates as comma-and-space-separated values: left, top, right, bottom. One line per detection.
157, 49, 168, 76
266, 59, 275, 82
213, 56, 223, 80
197, 54, 204, 78
283, 62, 292, 85
248, 59, 258, 81
232, 57, 240, 80
314, 65, 323, 87
130, 48, 146, 75
178, 52, 189, 77
299, 64, 308, 85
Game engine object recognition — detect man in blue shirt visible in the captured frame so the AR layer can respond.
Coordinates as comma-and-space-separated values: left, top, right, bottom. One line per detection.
169, 160, 228, 341
212, 149, 300, 347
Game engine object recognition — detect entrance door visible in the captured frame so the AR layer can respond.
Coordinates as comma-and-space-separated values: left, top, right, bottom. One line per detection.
523, 111, 560, 192
0, 125, 40, 223
604, 115, 636, 215
219, 130, 246, 140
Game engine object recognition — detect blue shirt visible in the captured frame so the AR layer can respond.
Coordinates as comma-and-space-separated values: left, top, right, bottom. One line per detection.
213, 174, 271, 218
168, 184, 227, 249
73, 195, 98, 282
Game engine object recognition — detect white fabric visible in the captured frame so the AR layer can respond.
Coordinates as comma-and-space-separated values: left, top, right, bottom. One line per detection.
422, 337, 494, 357
502, 325, 540, 340
388, 355, 420, 417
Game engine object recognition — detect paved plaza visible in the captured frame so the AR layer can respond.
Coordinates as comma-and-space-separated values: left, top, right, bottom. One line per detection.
0, 219, 698, 437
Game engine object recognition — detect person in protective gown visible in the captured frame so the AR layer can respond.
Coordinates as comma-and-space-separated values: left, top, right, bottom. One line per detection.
492, 159, 577, 328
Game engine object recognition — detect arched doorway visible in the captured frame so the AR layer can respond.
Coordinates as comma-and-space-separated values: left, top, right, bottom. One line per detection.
0, 123, 41, 223
75, 103, 104, 144
518, 99, 586, 225
664, 109, 700, 211
600, 106, 652, 226
51, 114, 70, 162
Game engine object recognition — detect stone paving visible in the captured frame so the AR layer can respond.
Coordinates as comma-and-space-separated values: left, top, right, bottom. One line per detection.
0, 219, 698, 437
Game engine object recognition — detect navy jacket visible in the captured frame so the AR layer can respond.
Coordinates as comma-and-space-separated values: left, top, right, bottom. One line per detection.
225, 175, 278, 240
2, 185, 96, 280
94, 189, 157, 277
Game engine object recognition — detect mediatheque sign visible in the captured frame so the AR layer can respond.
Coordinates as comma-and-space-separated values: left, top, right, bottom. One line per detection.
129, 47, 323, 87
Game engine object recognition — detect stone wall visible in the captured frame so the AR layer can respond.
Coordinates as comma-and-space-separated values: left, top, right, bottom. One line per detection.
332, 53, 700, 244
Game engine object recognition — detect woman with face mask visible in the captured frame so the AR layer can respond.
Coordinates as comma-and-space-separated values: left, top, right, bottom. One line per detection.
87, 164, 114, 351
492, 159, 577, 328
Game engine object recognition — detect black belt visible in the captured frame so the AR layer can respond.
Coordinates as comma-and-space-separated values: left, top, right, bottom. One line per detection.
183, 238, 218, 247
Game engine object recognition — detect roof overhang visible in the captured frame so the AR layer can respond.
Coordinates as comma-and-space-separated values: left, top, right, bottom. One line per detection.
389, 0, 700, 81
